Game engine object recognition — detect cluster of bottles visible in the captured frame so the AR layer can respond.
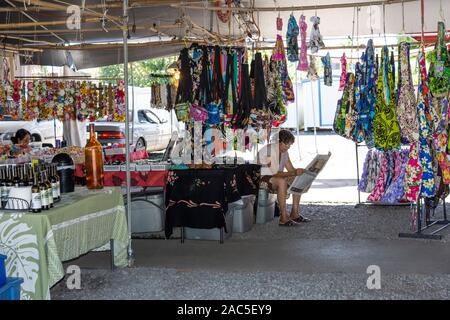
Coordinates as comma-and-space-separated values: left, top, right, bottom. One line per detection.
0, 163, 61, 213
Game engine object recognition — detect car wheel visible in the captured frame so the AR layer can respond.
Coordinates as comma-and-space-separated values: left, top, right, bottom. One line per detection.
32, 134, 41, 142
134, 138, 146, 152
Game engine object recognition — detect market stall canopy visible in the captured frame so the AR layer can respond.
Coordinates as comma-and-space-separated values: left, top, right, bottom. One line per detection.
0, 0, 448, 69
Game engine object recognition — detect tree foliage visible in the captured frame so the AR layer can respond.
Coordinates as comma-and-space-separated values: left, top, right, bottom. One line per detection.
99, 56, 177, 87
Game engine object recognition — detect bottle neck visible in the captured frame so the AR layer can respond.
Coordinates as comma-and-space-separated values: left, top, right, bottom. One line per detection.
89, 124, 96, 140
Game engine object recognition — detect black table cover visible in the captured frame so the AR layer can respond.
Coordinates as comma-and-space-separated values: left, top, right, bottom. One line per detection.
165, 164, 261, 238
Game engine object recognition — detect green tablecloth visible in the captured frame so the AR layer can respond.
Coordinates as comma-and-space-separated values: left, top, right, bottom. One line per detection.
0, 187, 128, 300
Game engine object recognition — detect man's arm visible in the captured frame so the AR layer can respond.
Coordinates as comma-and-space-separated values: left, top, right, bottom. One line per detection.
284, 154, 305, 176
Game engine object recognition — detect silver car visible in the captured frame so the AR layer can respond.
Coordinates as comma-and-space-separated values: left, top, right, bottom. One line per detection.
89, 108, 180, 152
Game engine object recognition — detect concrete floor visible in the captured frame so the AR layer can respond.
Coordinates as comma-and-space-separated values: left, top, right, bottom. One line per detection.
50, 133, 450, 300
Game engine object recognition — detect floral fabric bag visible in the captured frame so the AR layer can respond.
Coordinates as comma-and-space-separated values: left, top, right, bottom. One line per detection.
175, 102, 191, 122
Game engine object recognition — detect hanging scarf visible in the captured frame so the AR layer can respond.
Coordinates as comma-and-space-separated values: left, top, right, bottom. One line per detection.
297, 15, 309, 72
396, 42, 419, 144
211, 46, 224, 103
321, 52, 332, 86
252, 52, 267, 110
338, 53, 347, 91
232, 63, 252, 128
286, 14, 299, 62
223, 50, 238, 116
373, 46, 401, 151
175, 48, 193, 104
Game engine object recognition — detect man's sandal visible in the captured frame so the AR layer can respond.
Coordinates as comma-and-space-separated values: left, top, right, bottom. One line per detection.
292, 215, 311, 223
279, 220, 300, 227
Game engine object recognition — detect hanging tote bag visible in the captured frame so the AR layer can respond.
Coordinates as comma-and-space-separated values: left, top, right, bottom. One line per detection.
396, 42, 420, 144
175, 102, 191, 123
428, 22, 450, 98
190, 103, 208, 122
373, 46, 401, 151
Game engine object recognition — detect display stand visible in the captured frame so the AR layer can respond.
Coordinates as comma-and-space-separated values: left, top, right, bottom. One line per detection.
399, 197, 450, 240
354, 142, 409, 208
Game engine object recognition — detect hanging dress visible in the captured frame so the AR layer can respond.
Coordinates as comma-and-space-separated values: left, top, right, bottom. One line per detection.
297, 15, 309, 72
396, 42, 419, 144
286, 14, 299, 62
373, 46, 401, 151
321, 52, 332, 86
367, 152, 388, 202
308, 16, 325, 54
272, 32, 295, 103
338, 53, 347, 91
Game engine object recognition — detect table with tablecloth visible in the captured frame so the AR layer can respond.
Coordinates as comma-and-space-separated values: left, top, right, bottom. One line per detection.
165, 164, 261, 238
0, 187, 128, 300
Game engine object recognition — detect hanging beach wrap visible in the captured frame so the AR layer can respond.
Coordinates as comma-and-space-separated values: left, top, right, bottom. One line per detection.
367, 152, 388, 202
428, 22, 450, 98
358, 149, 372, 192
373, 46, 401, 151
417, 51, 436, 198
396, 42, 419, 144
286, 14, 299, 62
405, 142, 423, 202
321, 52, 332, 87
353, 62, 365, 143
339, 53, 347, 91
297, 15, 309, 72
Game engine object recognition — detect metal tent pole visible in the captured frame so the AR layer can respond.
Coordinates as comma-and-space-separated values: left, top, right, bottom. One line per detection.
123, 0, 133, 266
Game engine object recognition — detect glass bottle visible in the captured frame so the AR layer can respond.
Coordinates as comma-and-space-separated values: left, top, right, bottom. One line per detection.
44, 171, 54, 208
0, 167, 7, 208
31, 173, 42, 213
39, 172, 49, 210
49, 165, 59, 202
85, 123, 104, 189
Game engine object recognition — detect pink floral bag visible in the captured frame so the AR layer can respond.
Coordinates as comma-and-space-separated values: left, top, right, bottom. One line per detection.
190, 103, 208, 122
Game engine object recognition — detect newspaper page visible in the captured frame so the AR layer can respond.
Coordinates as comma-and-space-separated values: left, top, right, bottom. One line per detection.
288, 152, 332, 195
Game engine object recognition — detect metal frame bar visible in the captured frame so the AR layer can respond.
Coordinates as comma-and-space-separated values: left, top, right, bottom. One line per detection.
399, 198, 450, 240
110, 239, 115, 271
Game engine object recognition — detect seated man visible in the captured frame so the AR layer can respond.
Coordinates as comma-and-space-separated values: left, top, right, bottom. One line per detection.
258, 129, 310, 226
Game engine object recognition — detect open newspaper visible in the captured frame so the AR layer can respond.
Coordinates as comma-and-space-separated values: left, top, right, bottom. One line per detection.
288, 152, 332, 195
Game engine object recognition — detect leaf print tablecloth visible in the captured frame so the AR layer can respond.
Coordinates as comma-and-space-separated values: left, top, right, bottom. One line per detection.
0, 187, 128, 300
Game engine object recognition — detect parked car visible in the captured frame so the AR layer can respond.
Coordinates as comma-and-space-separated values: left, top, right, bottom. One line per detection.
89, 108, 180, 152
0, 119, 63, 147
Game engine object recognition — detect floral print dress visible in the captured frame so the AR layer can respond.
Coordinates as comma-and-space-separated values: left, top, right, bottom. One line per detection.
321, 52, 332, 86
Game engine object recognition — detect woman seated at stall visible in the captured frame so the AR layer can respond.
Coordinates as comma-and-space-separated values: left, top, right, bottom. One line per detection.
10, 129, 32, 156
258, 129, 311, 227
